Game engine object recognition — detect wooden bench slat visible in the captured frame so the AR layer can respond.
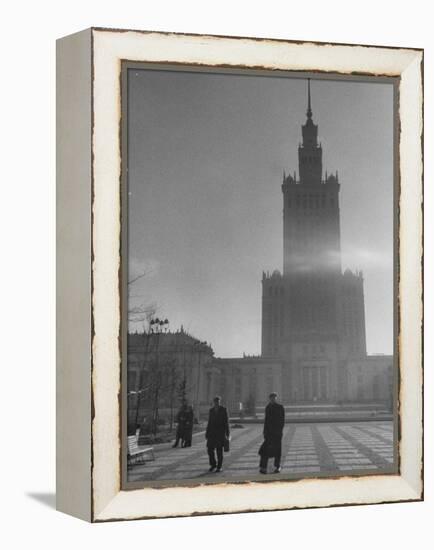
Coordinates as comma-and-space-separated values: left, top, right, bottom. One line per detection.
127, 435, 155, 464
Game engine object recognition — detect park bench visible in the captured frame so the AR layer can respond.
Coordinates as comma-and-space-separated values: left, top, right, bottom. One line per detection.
127, 435, 155, 466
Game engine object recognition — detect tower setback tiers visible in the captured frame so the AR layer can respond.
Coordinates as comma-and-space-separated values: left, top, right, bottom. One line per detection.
261, 80, 367, 403
282, 80, 341, 278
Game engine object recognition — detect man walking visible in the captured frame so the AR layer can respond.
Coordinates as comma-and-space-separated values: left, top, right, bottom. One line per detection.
205, 396, 230, 473
258, 392, 285, 474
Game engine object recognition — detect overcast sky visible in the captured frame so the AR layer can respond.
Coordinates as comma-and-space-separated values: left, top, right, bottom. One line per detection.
127, 68, 394, 357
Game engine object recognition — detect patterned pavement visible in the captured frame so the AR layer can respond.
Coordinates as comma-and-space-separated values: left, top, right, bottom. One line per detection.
128, 421, 395, 482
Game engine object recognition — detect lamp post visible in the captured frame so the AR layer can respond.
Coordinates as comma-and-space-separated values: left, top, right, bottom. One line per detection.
134, 317, 169, 436
149, 317, 169, 435
193, 340, 208, 422
133, 327, 152, 433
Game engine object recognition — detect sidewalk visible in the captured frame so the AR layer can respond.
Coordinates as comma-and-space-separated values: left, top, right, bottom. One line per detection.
128, 420, 395, 483
138, 428, 207, 451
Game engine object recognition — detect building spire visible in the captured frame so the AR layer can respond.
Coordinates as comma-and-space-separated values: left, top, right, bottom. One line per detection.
307, 78, 312, 119
299, 77, 321, 184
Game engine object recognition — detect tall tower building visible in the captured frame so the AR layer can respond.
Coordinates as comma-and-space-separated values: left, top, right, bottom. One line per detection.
262, 80, 367, 403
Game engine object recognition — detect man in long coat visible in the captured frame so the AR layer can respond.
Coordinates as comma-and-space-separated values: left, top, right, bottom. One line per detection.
172, 402, 193, 448
258, 392, 285, 473
205, 396, 230, 472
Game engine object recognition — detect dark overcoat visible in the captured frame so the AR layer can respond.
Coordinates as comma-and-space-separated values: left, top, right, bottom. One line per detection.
258, 402, 285, 458
182, 406, 194, 443
206, 405, 230, 448
175, 407, 188, 438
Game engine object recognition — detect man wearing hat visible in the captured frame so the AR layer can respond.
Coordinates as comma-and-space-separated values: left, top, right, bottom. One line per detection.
258, 392, 285, 474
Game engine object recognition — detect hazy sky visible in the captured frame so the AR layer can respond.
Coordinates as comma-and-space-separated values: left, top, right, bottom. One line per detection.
127, 68, 394, 357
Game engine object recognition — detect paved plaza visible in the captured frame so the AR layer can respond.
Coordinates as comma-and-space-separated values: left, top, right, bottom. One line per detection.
128, 421, 395, 482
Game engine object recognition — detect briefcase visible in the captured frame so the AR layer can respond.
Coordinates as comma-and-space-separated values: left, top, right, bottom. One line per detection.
223, 436, 230, 452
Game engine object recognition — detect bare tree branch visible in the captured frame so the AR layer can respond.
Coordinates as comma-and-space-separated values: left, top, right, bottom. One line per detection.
127, 269, 157, 326
128, 268, 154, 287
128, 302, 157, 324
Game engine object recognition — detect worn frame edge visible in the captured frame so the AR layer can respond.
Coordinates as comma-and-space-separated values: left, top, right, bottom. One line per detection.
56, 27, 93, 522
90, 29, 423, 522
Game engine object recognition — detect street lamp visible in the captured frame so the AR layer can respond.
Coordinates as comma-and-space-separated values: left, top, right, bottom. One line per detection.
149, 317, 169, 435
150, 317, 169, 334
134, 316, 169, 436
193, 340, 208, 422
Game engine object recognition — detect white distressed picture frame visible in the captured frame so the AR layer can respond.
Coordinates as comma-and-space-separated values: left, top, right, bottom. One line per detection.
56, 28, 423, 522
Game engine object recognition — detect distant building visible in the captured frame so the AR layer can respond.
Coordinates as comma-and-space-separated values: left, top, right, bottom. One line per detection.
213, 356, 283, 415
127, 328, 218, 428
213, 355, 393, 415
346, 356, 393, 404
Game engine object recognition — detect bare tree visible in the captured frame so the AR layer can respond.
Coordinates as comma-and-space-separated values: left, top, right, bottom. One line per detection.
128, 269, 148, 286
127, 269, 157, 326
177, 375, 188, 406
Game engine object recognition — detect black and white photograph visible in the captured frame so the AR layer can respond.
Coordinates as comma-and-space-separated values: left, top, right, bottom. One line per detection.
123, 66, 397, 486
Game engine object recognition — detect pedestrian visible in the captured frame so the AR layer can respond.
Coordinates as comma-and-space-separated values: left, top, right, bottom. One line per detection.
182, 404, 194, 447
172, 402, 188, 448
258, 392, 285, 474
205, 396, 230, 472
